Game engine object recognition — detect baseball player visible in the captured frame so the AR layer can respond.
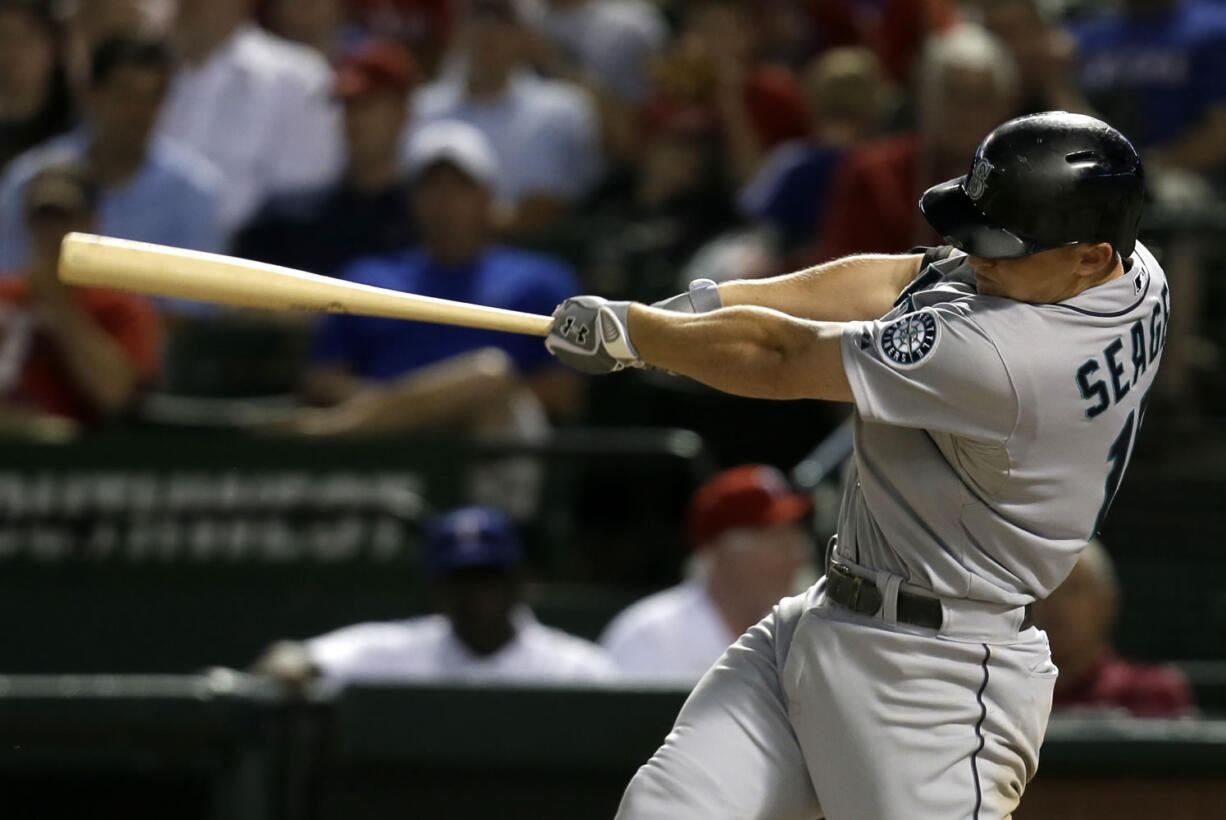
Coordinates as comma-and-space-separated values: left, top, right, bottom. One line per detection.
545, 111, 1167, 819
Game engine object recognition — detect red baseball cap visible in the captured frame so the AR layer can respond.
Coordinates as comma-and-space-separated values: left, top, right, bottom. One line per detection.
686, 465, 813, 549
334, 39, 419, 100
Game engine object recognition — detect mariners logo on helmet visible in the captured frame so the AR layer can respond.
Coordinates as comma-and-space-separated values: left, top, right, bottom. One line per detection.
966, 157, 993, 201
880, 310, 940, 368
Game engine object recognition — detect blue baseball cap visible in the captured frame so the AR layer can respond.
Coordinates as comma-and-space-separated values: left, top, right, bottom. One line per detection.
425, 507, 523, 577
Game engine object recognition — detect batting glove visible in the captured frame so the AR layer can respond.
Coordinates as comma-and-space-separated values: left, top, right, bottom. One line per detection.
651, 278, 722, 313
545, 296, 642, 374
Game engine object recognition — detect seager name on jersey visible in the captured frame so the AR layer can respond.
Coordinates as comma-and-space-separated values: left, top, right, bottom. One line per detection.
1075, 281, 1169, 418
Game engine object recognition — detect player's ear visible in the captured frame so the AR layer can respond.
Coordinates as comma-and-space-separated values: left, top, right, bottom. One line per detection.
1072, 242, 1115, 277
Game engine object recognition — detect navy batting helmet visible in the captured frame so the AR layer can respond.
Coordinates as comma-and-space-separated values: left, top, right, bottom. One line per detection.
919, 111, 1144, 259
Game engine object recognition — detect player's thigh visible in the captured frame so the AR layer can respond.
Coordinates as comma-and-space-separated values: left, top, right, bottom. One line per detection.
782, 607, 1054, 820
617, 589, 823, 820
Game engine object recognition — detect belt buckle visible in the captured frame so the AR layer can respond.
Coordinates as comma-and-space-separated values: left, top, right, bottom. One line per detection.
831, 561, 881, 614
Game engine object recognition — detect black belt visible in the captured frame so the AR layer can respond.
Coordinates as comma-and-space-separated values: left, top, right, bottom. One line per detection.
824, 560, 1034, 632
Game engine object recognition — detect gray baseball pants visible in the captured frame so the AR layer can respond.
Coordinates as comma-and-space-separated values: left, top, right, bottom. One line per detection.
617, 577, 1056, 819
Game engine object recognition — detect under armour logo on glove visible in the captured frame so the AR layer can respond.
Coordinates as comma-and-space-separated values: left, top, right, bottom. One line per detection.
545, 296, 642, 374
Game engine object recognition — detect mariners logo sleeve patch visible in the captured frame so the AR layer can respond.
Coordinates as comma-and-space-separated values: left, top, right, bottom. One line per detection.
879, 310, 940, 368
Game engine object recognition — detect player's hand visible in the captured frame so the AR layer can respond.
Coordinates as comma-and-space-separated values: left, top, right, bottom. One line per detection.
545, 296, 642, 374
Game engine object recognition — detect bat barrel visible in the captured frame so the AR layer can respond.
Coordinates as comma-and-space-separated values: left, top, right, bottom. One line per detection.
58, 233, 554, 337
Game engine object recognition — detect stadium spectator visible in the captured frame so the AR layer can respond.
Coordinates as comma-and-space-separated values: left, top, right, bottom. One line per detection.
977, 0, 1092, 117
288, 120, 581, 438
813, 23, 1017, 261
1036, 540, 1196, 718
406, 0, 603, 233
159, 0, 344, 236
600, 465, 816, 684
1072, 0, 1226, 181
0, 162, 160, 436
739, 46, 889, 256
260, 0, 349, 59
650, 0, 810, 183
0, 37, 223, 272
347, 0, 456, 76
802, 0, 959, 84
233, 39, 418, 276
255, 506, 617, 686
521, 0, 666, 106
0, 1, 75, 172
576, 101, 738, 301
519, 0, 668, 162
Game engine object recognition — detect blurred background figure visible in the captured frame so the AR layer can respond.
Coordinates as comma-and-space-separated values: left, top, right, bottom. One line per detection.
407, 0, 603, 233
68, 0, 172, 43
1071, 0, 1226, 189
650, 0, 810, 185
0, 37, 222, 274
346, 0, 457, 77
975, 0, 1092, 117
1035, 540, 1196, 718
519, 0, 668, 162
600, 465, 816, 684
256, 506, 616, 687
159, 0, 344, 237
576, 100, 737, 301
233, 39, 419, 277
259, 0, 349, 60
287, 119, 581, 438
739, 46, 890, 259
814, 22, 1017, 261
0, 161, 160, 438
62, 0, 175, 85
800, 0, 959, 86
0, 0, 75, 171
522, 0, 665, 107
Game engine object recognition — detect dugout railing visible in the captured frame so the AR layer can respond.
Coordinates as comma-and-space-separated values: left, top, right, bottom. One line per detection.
1, 674, 1225, 820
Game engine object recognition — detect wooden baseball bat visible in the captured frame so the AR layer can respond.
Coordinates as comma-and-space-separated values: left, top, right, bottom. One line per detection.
57, 232, 554, 337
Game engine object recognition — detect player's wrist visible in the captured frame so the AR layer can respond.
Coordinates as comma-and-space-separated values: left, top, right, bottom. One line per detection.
600, 300, 640, 361
651, 279, 723, 314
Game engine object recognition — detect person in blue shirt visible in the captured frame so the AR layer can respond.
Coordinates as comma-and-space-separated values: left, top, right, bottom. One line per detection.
292, 119, 583, 436
1072, 0, 1226, 180
0, 37, 223, 275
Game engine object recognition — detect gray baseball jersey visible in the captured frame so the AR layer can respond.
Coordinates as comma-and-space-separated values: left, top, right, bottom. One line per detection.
836, 242, 1168, 605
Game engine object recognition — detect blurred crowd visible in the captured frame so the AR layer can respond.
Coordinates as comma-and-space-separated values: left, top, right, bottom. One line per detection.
2, 0, 1225, 446
253, 468, 1196, 718
0, 0, 1217, 715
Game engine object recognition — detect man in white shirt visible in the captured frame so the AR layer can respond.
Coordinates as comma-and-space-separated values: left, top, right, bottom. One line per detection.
600, 465, 817, 684
406, 0, 604, 232
257, 506, 617, 686
158, 0, 344, 235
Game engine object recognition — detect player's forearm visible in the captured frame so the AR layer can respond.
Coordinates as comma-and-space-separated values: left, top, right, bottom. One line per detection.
627, 304, 852, 402
718, 253, 923, 322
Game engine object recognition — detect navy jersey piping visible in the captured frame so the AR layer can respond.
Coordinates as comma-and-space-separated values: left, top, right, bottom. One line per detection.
971, 644, 991, 819
1047, 270, 1149, 318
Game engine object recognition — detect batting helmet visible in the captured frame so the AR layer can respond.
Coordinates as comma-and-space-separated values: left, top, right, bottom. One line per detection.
919, 111, 1144, 259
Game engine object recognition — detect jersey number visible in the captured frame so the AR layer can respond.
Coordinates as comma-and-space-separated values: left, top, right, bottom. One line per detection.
1093, 410, 1136, 536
